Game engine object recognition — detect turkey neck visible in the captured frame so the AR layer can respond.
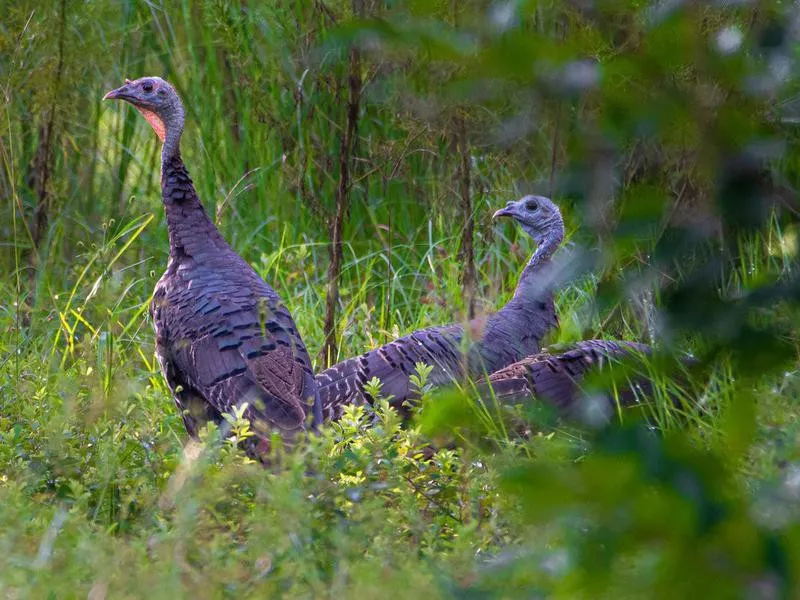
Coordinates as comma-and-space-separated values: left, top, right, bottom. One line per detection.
160, 120, 226, 260
509, 223, 564, 306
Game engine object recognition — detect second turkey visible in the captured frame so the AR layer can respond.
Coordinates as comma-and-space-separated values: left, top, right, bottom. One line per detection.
317, 195, 565, 420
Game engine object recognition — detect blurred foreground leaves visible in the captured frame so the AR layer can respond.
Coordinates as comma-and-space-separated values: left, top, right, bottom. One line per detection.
2, 0, 800, 597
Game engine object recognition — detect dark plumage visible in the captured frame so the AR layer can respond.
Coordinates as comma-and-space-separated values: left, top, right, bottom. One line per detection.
317, 195, 565, 420
480, 339, 657, 419
104, 77, 321, 455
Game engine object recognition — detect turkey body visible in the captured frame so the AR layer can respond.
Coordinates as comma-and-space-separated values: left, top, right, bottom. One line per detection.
317, 296, 558, 421
481, 339, 655, 413
104, 77, 321, 455
152, 156, 321, 446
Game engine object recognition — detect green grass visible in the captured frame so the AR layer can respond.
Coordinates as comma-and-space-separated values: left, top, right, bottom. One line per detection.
1, 196, 797, 596
3, 1, 800, 596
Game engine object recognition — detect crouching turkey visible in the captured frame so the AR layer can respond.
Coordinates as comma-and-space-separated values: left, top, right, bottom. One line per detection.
104, 77, 321, 459
479, 339, 694, 426
316, 195, 566, 420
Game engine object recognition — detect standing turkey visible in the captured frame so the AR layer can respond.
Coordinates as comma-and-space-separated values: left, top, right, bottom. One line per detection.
104, 77, 322, 457
317, 195, 565, 420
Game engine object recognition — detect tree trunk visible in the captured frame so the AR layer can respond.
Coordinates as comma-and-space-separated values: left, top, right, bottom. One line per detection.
28, 0, 67, 285
320, 0, 363, 367
30, 116, 55, 255
456, 115, 476, 320
450, 0, 475, 322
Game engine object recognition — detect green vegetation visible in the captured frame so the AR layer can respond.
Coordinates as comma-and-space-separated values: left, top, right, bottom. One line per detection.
2, 1, 800, 597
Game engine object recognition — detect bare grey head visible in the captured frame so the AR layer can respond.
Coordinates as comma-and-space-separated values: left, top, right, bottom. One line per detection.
494, 195, 566, 300
493, 195, 564, 246
103, 76, 185, 160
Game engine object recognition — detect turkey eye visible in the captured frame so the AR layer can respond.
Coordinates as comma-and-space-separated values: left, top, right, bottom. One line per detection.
525, 200, 539, 211
142, 82, 154, 93
157, 88, 166, 96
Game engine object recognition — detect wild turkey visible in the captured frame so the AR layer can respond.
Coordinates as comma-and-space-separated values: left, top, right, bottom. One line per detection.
104, 77, 322, 456
480, 339, 694, 425
317, 195, 565, 421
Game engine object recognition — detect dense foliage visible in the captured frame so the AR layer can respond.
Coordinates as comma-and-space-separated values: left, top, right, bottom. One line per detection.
2, 0, 800, 597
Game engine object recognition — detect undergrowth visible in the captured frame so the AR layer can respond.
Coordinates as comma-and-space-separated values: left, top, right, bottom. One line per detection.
3, 1, 800, 597
1, 207, 798, 597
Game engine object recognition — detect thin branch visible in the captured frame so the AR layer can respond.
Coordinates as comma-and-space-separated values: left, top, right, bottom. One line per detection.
321, 0, 364, 367
456, 115, 476, 320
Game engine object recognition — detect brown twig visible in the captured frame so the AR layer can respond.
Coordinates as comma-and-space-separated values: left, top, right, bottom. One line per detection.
321, 0, 364, 367
27, 0, 67, 311
456, 115, 476, 320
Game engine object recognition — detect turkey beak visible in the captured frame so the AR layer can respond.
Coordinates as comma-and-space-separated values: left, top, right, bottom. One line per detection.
493, 206, 516, 220
103, 84, 133, 102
